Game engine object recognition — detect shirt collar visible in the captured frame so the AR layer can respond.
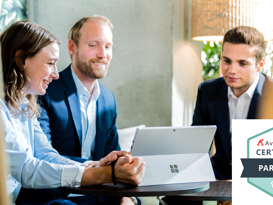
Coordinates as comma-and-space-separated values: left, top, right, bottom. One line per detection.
71, 65, 100, 102
228, 72, 260, 99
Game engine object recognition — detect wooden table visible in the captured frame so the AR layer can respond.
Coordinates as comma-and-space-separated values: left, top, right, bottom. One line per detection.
164, 181, 231, 201
61, 182, 209, 197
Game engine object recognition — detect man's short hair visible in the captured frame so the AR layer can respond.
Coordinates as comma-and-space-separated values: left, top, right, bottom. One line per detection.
68, 14, 113, 47
223, 26, 265, 64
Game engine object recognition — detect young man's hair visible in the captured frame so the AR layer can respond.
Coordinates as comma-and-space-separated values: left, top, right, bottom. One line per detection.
68, 14, 113, 47
223, 26, 265, 64
1, 21, 60, 118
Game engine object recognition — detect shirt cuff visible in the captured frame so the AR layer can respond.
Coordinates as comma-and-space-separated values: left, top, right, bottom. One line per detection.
64, 159, 82, 166
61, 164, 85, 187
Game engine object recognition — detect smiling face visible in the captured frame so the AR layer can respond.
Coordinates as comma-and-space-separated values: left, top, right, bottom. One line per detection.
69, 21, 113, 79
22, 42, 59, 95
221, 42, 264, 97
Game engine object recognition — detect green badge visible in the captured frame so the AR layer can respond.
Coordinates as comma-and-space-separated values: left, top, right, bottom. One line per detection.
241, 127, 273, 197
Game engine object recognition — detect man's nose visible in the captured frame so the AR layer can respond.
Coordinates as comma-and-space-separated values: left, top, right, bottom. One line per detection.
97, 46, 106, 59
228, 63, 237, 74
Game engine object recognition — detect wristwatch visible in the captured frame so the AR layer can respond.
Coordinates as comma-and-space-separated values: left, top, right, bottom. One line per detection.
131, 197, 138, 205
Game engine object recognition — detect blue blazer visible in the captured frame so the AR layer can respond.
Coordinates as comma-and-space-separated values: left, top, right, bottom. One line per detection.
192, 73, 270, 179
38, 66, 120, 163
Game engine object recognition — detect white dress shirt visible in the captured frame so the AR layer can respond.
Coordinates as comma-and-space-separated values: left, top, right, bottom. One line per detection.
228, 73, 260, 165
228, 73, 260, 131
71, 66, 100, 160
0, 98, 85, 203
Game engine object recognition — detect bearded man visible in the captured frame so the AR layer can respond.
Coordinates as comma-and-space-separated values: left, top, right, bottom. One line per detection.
35, 15, 140, 205
38, 14, 119, 164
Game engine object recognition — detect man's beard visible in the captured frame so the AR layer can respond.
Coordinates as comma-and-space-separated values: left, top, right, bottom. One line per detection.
75, 51, 109, 79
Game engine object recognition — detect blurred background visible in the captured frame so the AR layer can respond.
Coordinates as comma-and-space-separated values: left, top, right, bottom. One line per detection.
1, 0, 272, 130
1, 0, 273, 128
0, 1, 273, 204
1, 0, 204, 130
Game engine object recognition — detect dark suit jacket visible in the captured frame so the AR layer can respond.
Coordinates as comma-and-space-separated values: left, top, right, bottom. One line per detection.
38, 65, 120, 163
192, 72, 270, 179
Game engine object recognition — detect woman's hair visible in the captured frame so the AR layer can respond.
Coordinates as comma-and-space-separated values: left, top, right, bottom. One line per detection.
0, 21, 60, 118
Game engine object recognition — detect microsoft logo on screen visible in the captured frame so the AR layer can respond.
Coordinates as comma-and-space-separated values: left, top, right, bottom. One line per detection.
170, 165, 179, 173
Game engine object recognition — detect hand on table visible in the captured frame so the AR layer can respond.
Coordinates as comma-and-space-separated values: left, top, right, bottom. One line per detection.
81, 150, 146, 186
115, 154, 146, 185
85, 151, 132, 168
95, 151, 132, 167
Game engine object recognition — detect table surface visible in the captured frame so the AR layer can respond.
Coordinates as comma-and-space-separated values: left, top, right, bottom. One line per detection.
61, 182, 209, 197
167, 181, 232, 201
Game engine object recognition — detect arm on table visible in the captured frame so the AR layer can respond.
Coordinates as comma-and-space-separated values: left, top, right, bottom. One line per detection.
81, 151, 146, 186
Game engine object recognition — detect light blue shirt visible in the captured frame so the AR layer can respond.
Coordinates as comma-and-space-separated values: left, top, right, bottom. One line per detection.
71, 66, 100, 159
0, 98, 85, 203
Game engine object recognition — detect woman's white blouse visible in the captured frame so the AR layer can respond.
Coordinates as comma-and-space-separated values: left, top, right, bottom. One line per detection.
0, 99, 85, 202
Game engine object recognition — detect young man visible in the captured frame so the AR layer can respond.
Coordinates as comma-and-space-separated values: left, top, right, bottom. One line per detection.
192, 26, 270, 180
17, 15, 143, 205
162, 26, 272, 205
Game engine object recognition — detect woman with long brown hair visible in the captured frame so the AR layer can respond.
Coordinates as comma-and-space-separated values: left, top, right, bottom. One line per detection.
0, 21, 145, 205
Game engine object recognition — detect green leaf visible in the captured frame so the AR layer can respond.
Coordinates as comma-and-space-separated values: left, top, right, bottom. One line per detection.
202, 41, 222, 81
0, 0, 27, 33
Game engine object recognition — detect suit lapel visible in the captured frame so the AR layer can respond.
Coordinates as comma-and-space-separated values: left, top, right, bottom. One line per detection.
214, 80, 231, 163
247, 73, 265, 119
94, 84, 107, 160
62, 66, 82, 145
214, 73, 266, 162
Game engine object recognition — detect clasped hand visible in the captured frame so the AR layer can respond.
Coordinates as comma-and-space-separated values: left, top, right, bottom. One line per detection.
88, 151, 146, 185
